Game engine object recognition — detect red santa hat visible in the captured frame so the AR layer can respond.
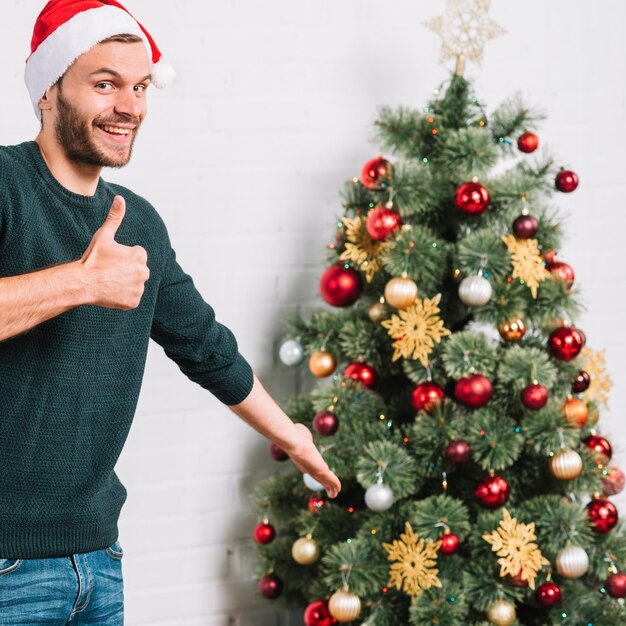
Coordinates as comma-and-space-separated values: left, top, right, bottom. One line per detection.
25, 0, 175, 120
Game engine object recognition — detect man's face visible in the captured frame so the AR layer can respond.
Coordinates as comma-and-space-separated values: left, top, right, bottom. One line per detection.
48, 40, 151, 168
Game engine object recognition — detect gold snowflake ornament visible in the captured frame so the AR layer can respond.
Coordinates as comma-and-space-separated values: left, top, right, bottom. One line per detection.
383, 522, 442, 597
502, 234, 549, 299
582, 347, 613, 408
482, 508, 549, 590
381, 293, 451, 366
424, 0, 505, 69
339, 215, 389, 283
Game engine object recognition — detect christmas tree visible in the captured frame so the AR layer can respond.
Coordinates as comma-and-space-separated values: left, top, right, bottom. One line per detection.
252, 4, 625, 625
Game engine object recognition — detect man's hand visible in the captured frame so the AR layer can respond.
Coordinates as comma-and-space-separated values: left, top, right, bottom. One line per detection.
80, 195, 150, 309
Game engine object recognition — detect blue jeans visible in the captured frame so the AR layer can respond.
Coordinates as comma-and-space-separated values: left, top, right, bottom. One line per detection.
0, 541, 124, 625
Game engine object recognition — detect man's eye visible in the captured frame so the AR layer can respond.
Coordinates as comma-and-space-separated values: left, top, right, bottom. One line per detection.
134, 84, 147, 93
95, 82, 113, 90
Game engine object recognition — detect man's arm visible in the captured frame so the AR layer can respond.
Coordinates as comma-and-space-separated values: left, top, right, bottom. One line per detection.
0, 196, 149, 341
229, 374, 341, 498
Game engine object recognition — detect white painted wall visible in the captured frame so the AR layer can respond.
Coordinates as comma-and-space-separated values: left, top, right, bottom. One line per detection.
3, 1, 625, 624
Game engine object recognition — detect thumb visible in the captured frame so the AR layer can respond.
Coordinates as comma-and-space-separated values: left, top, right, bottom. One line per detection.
100, 195, 126, 240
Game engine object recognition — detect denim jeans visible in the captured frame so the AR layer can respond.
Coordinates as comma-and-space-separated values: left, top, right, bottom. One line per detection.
0, 540, 124, 625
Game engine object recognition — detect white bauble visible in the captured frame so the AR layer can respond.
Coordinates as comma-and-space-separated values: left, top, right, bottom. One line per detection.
458, 275, 492, 307
303, 473, 324, 491
278, 339, 305, 366
556, 545, 589, 578
329, 589, 362, 622
364, 483, 395, 512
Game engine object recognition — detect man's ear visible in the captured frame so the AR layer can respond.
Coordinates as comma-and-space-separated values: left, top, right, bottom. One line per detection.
38, 86, 55, 112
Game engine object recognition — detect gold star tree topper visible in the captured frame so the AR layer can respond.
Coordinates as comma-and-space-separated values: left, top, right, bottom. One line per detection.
482, 508, 550, 590
425, 0, 505, 74
339, 215, 389, 283
383, 522, 442, 597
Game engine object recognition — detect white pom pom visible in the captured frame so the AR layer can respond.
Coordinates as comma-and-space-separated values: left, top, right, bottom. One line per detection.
151, 59, 176, 88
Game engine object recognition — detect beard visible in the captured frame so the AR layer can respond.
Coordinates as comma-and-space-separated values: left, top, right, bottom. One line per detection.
54, 88, 141, 168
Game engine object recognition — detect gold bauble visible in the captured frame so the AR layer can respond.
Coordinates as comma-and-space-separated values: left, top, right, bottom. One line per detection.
308, 351, 337, 378
291, 535, 320, 565
556, 545, 589, 578
384, 276, 418, 309
368, 301, 388, 323
328, 588, 362, 622
563, 397, 589, 428
498, 318, 526, 342
486, 599, 516, 626
549, 449, 583, 480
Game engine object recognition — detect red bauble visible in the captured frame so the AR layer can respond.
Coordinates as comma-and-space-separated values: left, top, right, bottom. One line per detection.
445, 439, 471, 464
536, 581, 562, 608
454, 374, 493, 408
411, 382, 445, 413
320, 265, 363, 307
606, 572, 626, 598
520, 383, 548, 410
475, 474, 510, 509
555, 169, 579, 192
312, 410, 339, 436
584, 435, 613, 463
361, 156, 393, 190
344, 362, 378, 389
366, 205, 402, 240
254, 521, 276, 545
572, 370, 591, 393
586, 498, 618, 533
602, 467, 625, 496
454, 181, 490, 215
548, 261, 575, 289
439, 532, 460, 555
304, 600, 337, 626
507, 569, 529, 588
517, 131, 539, 153
512, 214, 539, 239
258, 574, 283, 600
269, 442, 289, 462
548, 326, 584, 361
308, 495, 326, 515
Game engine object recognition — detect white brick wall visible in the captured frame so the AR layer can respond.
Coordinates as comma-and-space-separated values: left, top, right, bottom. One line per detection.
3, 1, 626, 624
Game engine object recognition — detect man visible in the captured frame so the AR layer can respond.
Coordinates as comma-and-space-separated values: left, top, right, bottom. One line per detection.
0, 0, 341, 623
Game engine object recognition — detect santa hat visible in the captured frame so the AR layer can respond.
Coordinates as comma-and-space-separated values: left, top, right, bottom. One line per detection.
25, 0, 175, 120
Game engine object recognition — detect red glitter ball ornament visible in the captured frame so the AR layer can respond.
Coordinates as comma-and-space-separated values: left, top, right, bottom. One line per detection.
366, 205, 402, 240
548, 326, 584, 361
517, 131, 539, 153
319, 265, 362, 307
454, 374, 493, 408
548, 261, 575, 289
269, 442, 288, 462
312, 410, 339, 437
520, 383, 548, 410
572, 370, 591, 393
606, 572, 626, 598
454, 181, 490, 215
254, 521, 276, 545
555, 169, 579, 192
439, 532, 460, 555
344, 362, 378, 389
411, 382, 445, 413
586, 497, 618, 533
584, 435, 613, 463
512, 214, 539, 239
536, 581, 562, 608
361, 156, 393, 190
308, 495, 326, 515
602, 467, 625, 496
445, 439, 471, 464
304, 600, 337, 626
258, 574, 283, 600
474, 474, 510, 509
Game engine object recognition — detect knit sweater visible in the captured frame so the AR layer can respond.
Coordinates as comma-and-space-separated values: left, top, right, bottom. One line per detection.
0, 141, 254, 559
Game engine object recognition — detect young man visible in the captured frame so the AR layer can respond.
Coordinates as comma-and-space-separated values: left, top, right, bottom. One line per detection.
0, 0, 340, 622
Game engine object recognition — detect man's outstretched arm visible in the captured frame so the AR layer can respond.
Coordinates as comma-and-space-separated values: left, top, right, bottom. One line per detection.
229, 374, 341, 499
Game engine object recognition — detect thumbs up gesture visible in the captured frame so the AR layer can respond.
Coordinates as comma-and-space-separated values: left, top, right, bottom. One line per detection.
81, 195, 150, 310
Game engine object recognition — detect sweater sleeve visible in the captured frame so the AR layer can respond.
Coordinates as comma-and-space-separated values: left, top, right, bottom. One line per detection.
150, 245, 254, 405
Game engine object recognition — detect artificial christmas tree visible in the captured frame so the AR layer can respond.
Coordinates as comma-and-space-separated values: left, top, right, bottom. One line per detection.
252, 2, 623, 624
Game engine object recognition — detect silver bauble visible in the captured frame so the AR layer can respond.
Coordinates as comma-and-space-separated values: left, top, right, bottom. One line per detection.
278, 338, 305, 366
329, 589, 362, 622
303, 473, 324, 491
486, 599, 516, 626
458, 275, 492, 307
556, 545, 589, 578
364, 483, 395, 512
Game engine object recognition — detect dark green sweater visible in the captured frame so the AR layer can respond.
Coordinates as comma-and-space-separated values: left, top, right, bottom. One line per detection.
0, 141, 254, 559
